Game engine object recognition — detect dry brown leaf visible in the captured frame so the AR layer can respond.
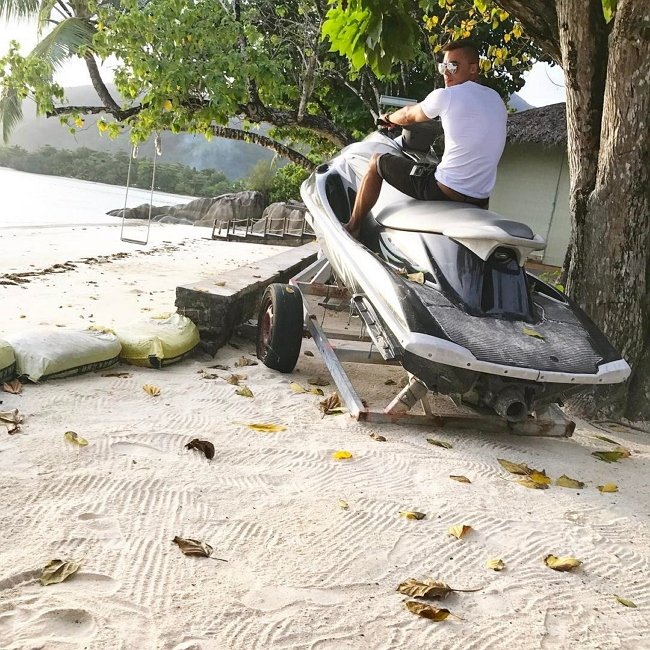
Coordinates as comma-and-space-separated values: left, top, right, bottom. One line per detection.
544, 555, 582, 572
448, 525, 472, 539
337, 499, 349, 510
407, 271, 425, 284
486, 558, 505, 571
397, 578, 481, 599
517, 478, 550, 490
320, 392, 342, 415
404, 601, 455, 621
101, 372, 132, 378
40, 559, 81, 586
597, 482, 618, 493
555, 475, 585, 489
370, 432, 387, 442
303, 351, 314, 357
235, 386, 254, 398
449, 475, 471, 484
225, 373, 246, 385
400, 511, 426, 520
0, 408, 23, 434
332, 450, 352, 460
384, 378, 397, 385
143, 384, 161, 397
185, 438, 215, 460
614, 595, 637, 608
427, 438, 453, 449
172, 536, 213, 557
235, 356, 257, 367
245, 423, 287, 433
2, 379, 22, 394
209, 364, 230, 371
64, 431, 88, 446
308, 377, 330, 387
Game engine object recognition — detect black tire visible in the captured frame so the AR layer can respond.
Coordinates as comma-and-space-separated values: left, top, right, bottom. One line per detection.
256, 283, 304, 372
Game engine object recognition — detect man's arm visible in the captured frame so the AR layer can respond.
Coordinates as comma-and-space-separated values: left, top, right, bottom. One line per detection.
379, 103, 429, 126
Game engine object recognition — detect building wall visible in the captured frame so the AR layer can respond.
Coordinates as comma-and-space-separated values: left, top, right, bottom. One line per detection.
490, 143, 570, 267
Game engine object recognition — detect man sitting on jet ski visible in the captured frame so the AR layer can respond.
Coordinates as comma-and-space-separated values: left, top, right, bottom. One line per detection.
346, 39, 508, 240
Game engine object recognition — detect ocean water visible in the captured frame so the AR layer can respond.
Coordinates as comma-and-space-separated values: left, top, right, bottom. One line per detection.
0, 167, 196, 229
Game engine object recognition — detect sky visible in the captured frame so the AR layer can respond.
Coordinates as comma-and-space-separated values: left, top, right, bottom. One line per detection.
0, 19, 566, 107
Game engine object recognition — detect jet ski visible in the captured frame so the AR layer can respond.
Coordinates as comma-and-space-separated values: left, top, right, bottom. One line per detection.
297, 123, 630, 422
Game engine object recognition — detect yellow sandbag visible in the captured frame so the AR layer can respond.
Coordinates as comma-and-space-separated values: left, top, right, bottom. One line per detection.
0, 339, 16, 382
114, 313, 200, 368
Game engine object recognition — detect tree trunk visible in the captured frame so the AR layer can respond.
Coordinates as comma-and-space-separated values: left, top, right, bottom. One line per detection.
569, 0, 650, 418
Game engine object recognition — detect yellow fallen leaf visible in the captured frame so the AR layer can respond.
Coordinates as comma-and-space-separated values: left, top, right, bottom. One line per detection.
528, 470, 552, 485
544, 555, 582, 571
406, 272, 425, 284
449, 475, 471, 484
235, 386, 254, 398
555, 475, 585, 489
245, 423, 286, 433
290, 382, 307, 393
497, 458, 530, 475
397, 578, 482, 599
486, 558, 505, 571
64, 431, 88, 446
448, 525, 472, 539
517, 477, 550, 490
592, 449, 630, 463
404, 600, 456, 621
337, 499, 349, 510
399, 511, 426, 520
332, 450, 352, 460
522, 327, 545, 340
40, 559, 81, 586
614, 594, 637, 608
143, 384, 161, 397
597, 482, 618, 493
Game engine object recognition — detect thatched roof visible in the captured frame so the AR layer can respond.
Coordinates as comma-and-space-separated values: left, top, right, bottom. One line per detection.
507, 102, 566, 146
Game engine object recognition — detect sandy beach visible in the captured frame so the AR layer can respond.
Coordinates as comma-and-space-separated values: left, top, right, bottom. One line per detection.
1, 220, 649, 649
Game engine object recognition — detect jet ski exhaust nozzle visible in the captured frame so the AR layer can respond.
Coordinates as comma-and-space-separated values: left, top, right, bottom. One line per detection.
493, 387, 528, 422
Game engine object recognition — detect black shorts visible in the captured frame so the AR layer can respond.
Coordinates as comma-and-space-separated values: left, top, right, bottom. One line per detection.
377, 154, 448, 201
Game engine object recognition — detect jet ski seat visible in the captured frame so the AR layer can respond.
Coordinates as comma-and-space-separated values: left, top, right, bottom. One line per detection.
374, 197, 536, 240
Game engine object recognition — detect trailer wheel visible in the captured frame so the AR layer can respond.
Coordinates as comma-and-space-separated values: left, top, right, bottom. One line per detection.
256, 283, 304, 372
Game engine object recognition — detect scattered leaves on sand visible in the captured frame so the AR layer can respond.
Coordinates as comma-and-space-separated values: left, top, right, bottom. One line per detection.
370, 432, 386, 442
64, 431, 88, 446
225, 373, 246, 385
404, 601, 455, 621
597, 482, 618, 493
486, 558, 505, 571
449, 475, 471, 484
235, 356, 257, 367
0, 409, 23, 434
397, 578, 481, 599
172, 536, 213, 557
332, 450, 353, 460
245, 423, 287, 433
400, 511, 426, 520
592, 449, 630, 463
143, 384, 161, 397
40, 559, 81, 586
614, 595, 637, 608
522, 327, 545, 340
427, 438, 453, 449
448, 525, 472, 539
2, 379, 22, 394
517, 477, 550, 490
320, 392, 345, 415
337, 499, 349, 510
101, 372, 132, 378
308, 377, 330, 386
555, 475, 585, 489
544, 555, 582, 572
185, 438, 215, 460
290, 382, 324, 396
235, 386, 254, 398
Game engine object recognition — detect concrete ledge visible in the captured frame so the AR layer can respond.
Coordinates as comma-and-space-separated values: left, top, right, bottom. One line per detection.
175, 242, 319, 354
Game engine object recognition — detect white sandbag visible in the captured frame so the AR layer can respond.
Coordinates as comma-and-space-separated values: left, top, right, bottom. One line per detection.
113, 313, 200, 368
5, 328, 121, 382
0, 339, 16, 382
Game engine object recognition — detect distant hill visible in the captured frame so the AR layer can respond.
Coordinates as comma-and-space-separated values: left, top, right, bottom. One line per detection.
8, 84, 275, 180
508, 93, 534, 113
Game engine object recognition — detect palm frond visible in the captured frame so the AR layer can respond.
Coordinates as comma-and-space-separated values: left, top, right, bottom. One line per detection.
0, 0, 41, 21
37, 0, 58, 31
31, 16, 95, 69
0, 86, 24, 144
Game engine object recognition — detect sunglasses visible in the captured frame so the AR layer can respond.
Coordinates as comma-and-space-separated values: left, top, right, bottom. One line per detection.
438, 61, 459, 74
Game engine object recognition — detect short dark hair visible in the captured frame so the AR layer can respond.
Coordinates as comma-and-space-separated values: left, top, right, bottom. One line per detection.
441, 39, 479, 63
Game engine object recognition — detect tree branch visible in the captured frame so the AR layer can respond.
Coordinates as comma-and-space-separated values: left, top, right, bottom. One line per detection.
84, 53, 121, 114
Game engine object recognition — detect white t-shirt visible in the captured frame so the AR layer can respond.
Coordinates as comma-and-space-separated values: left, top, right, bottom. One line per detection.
420, 81, 507, 199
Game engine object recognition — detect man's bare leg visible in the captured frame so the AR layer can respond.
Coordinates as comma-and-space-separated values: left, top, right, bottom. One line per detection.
346, 153, 383, 239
